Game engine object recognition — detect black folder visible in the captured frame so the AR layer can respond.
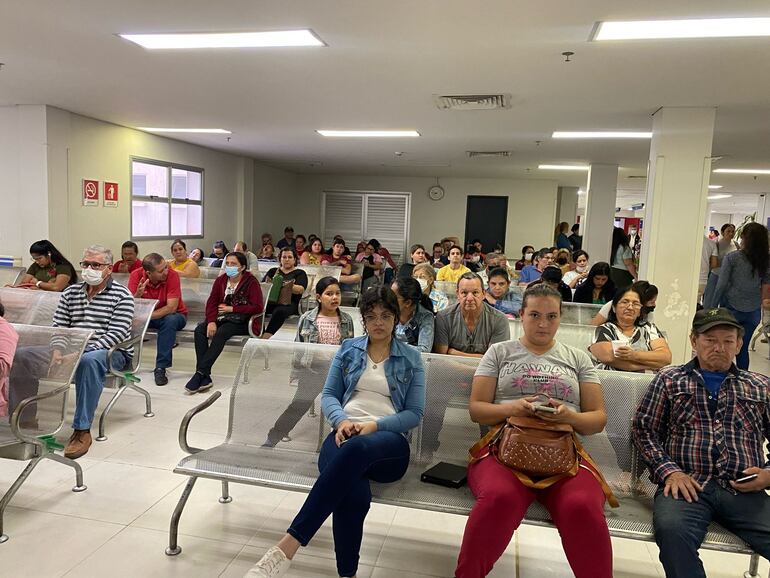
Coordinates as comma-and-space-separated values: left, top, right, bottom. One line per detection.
420, 461, 468, 488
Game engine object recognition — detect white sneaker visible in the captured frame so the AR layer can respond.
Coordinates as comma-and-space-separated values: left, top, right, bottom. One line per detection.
244, 546, 292, 578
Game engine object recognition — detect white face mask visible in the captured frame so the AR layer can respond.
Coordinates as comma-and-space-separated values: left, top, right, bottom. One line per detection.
524, 252, 533, 261
629, 229, 637, 236
576, 265, 588, 273
82, 268, 104, 286
416, 278, 429, 292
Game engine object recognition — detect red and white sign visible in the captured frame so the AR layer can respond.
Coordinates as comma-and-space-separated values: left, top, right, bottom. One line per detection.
82, 179, 99, 206
104, 181, 119, 207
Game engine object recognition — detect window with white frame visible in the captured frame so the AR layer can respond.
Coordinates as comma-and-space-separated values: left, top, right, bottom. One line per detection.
131, 158, 203, 239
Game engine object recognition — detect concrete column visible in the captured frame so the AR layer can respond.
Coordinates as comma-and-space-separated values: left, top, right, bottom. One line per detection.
582, 164, 618, 264
556, 186, 579, 231
639, 107, 716, 363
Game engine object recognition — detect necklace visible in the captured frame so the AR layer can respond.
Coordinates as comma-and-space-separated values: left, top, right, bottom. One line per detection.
368, 345, 389, 369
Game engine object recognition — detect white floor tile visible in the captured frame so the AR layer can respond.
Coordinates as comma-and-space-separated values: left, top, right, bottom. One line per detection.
222, 545, 375, 578
64, 526, 243, 578
1, 507, 124, 577
0, 455, 99, 509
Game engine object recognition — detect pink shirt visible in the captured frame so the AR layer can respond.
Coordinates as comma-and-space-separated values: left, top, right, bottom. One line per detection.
0, 318, 19, 417
315, 314, 342, 345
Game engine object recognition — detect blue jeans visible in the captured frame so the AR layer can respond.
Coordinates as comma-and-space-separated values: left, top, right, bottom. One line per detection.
288, 431, 410, 577
653, 481, 770, 578
148, 313, 187, 369
726, 307, 761, 370
73, 349, 127, 430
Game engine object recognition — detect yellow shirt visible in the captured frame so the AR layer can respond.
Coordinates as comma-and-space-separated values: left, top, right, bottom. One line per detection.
436, 264, 471, 283
169, 258, 193, 272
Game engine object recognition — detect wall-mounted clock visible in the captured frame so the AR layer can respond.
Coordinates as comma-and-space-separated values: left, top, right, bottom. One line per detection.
428, 185, 445, 201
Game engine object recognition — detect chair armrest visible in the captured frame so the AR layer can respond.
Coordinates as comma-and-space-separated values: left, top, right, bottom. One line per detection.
10, 383, 71, 446
106, 334, 144, 375
178, 390, 222, 454
248, 312, 265, 338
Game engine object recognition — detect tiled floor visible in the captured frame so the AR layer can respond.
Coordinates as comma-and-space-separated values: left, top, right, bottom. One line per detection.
1, 329, 769, 577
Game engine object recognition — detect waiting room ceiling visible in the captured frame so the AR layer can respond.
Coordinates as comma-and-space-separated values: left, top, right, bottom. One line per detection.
2, 0, 770, 195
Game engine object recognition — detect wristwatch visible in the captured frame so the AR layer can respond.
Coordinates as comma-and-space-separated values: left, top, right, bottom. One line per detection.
36, 280, 43, 288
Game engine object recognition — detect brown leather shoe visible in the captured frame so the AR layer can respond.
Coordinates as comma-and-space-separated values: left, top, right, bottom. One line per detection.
64, 430, 92, 459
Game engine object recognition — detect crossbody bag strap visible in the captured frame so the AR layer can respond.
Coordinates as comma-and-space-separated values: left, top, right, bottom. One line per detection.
468, 423, 504, 463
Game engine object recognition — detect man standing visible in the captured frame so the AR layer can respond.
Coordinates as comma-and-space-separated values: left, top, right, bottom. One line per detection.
276, 226, 295, 250
128, 253, 187, 386
569, 224, 582, 252
10, 245, 134, 459
633, 308, 770, 578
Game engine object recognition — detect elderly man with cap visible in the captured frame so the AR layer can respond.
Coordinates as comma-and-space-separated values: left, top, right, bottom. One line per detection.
633, 308, 770, 578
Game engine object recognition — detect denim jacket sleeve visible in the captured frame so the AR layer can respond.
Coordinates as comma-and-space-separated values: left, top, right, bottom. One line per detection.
415, 308, 435, 353
321, 347, 349, 429
376, 352, 426, 434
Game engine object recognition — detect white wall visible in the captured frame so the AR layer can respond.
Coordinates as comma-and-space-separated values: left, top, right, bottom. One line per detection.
293, 174, 558, 257
45, 107, 285, 262
253, 163, 299, 245
0, 105, 50, 259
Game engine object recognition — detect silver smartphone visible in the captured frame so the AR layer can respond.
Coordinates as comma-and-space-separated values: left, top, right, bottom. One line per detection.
534, 404, 557, 414
735, 473, 759, 484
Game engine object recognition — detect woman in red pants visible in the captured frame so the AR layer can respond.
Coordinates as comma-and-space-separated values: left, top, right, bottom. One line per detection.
455, 283, 612, 578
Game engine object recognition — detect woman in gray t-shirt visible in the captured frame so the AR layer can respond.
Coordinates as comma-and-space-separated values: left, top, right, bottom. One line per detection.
455, 284, 611, 578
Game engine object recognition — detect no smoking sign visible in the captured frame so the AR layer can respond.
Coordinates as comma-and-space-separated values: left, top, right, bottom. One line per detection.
82, 179, 99, 206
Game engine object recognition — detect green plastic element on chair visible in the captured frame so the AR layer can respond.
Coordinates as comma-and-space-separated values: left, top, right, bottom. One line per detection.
120, 372, 141, 384
37, 434, 65, 451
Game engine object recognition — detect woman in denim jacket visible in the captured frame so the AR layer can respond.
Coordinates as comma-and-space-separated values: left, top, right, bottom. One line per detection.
263, 277, 355, 447
247, 286, 425, 578
391, 276, 435, 352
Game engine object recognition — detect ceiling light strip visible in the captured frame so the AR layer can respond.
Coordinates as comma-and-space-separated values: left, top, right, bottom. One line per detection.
592, 18, 770, 41
317, 130, 420, 138
552, 131, 652, 139
713, 168, 770, 175
120, 29, 324, 49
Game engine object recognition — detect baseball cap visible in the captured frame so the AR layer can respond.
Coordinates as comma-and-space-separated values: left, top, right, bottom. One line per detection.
692, 308, 743, 333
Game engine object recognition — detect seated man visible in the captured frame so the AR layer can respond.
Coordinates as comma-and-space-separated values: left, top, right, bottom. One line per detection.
9, 245, 134, 459
518, 247, 554, 286
633, 308, 770, 578
321, 238, 361, 286
128, 253, 187, 386
431, 242, 449, 269
275, 226, 295, 250
113, 241, 141, 274
436, 245, 471, 283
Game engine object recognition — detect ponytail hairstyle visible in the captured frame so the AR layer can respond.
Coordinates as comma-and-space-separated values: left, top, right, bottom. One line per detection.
29, 239, 77, 285
393, 276, 434, 314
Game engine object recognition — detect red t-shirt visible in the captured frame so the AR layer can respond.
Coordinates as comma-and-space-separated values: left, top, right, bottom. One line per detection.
320, 254, 352, 268
113, 259, 142, 274
128, 267, 188, 316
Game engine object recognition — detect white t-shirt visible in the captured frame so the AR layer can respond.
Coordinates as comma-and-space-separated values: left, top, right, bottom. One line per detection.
343, 355, 396, 422
475, 340, 598, 412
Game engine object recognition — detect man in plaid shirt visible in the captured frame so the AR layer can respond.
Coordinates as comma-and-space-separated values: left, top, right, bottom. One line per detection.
633, 308, 770, 578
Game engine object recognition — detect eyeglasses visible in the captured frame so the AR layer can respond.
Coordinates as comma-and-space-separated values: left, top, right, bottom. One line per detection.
363, 313, 395, 325
80, 261, 109, 270
617, 299, 642, 309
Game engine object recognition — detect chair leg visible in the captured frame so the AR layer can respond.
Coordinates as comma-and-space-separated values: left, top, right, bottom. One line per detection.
0, 456, 45, 543
95, 383, 131, 442
46, 452, 87, 492
741, 553, 760, 578
219, 480, 233, 504
128, 382, 155, 418
165, 477, 198, 556
308, 399, 317, 418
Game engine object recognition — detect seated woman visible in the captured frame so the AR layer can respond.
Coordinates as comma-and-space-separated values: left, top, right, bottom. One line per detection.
209, 240, 229, 261
589, 286, 671, 372
355, 239, 384, 290
0, 300, 19, 417
263, 276, 355, 447
167, 239, 201, 278
17, 240, 77, 291
483, 267, 522, 317
294, 234, 307, 257
539, 265, 573, 302
455, 283, 611, 578
246, 287, 425, 578
396, 244, 427, 279
300, 238, 324, 265
431, 242, 449, 269
573, 262, 614, 305
412, 263, 448, 312
391, 277, 435, 352
554, 248, 572, 275
514, 245, 534, 271
562, 250, 589, 289
590, 279, 657, 326
186, 252, 263, 394
436, 245, 471, 283
262, 247, 309, 339
189, 248, 205, 265
258, 242, 277, 262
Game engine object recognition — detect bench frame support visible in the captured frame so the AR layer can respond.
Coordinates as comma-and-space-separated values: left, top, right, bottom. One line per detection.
165, 476, 197, 556
95, 377, 154, 442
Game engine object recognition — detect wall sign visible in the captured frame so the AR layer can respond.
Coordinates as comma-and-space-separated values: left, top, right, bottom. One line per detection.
82, 179, 99, 206
104, 181, 119, 207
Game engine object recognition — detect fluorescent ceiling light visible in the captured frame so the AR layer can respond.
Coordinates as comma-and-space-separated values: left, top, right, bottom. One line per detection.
708, 185, 723, 189
708, 194, 733, 200
577, 189, 585, 195
713, 168, 770, 175
552, 131, 652, 139
317, 130, 420, 138
538, 164, 590, 171
137, 127, 231, 134
592, 18, 770, 41
120, 29, 324, 49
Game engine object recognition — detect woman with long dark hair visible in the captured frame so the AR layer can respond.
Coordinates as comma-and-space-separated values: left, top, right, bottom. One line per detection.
712, 221, 770, 369
262, 247, 309, 339
246, 286, 424, 578
573, 262, 615, 305
391, 276, 435, 352
18, 240, 77, 291
609, 227, 637, 287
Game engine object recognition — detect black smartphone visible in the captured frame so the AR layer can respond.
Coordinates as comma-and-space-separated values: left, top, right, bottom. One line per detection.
735, 473, 759, 484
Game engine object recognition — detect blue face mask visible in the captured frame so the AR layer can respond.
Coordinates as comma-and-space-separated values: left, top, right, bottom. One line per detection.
224, 266, 240, 278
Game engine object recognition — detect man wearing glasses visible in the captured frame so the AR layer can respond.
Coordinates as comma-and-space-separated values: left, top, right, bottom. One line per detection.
9, 245, 134, 459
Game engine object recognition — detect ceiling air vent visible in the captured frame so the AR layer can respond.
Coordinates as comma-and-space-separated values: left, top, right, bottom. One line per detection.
434, 93, 512, 111
466, 150, 512, 158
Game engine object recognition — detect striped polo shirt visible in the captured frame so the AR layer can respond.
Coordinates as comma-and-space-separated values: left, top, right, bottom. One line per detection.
52, 277, 135, 357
